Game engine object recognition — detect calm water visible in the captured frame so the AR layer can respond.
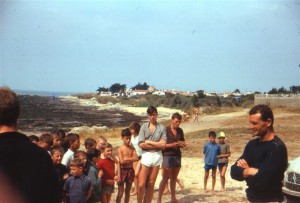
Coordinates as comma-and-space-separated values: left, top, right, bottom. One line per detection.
14, 89, 80, 97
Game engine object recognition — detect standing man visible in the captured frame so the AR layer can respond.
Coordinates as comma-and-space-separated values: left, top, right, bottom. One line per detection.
157, 112, 187, 203
137, 106, 167, 203
231, 104, 288, 202
0, 87, 60, 203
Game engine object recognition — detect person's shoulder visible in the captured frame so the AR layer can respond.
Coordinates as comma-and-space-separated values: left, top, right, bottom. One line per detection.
272, 135, 287, 149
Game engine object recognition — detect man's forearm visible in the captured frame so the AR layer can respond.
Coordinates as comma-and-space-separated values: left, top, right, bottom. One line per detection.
243, 167, 258, 178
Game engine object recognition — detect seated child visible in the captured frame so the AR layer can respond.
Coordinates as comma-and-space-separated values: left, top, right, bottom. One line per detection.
64, 158, 92, 203
87, 148, 102, 203
203, 131, 220, 194
62, 133, 80, 168
116, 128, 138, 203
38, 133, 53, 153
97, 143, 120, 203
51, 146, 69, 202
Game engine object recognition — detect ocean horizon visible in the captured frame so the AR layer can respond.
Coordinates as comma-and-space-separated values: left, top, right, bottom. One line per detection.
14, 89, 82, 97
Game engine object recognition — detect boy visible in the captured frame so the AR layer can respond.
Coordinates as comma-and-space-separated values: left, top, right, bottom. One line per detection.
84, 138, 97, 152
74, 150, 88, 174
64, 158, 92, 203
51, 146, 69, 202
217, 132, 231, 192
97, 136, 107, 151
28, 134, 39, 144
38, 133, 53, 153
51, 130, 63, 147
97, 143, 120, 203
87, 148, 102, 203
116, 128, 138, 203
62, 133, 80, 168
203, 131, 220, 194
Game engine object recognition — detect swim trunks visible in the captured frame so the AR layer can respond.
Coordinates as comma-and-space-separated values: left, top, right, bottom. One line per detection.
102, 185, 114, 194
162, 155, 181, 168
218, 163, 228, 169
204, 164, 217, 171
141, 151, 162, 167
120, 168, 134, 183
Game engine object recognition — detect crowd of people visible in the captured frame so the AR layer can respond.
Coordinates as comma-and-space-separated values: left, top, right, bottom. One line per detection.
0, 87, 288, 203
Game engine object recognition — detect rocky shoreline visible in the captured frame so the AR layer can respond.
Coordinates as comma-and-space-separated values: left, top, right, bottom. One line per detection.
18, 95, 144, 132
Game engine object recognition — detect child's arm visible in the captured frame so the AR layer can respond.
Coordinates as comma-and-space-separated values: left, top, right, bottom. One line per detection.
123, 149, 139, 163
85, 189, 92, 201
218, 152, 231, 158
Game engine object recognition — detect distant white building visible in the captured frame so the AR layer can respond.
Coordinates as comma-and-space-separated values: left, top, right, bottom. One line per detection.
130, 89, 148, 96
153, 91, 165, 96
100, 91, 112, 96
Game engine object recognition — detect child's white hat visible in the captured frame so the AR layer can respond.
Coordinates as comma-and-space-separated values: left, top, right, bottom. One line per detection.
217, 132, 226, 139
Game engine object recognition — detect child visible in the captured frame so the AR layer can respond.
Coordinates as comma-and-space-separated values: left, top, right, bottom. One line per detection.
64, 158, 92, 203
62, 133, 80, 168
51, 130, 63, 147
97, 143, 119, 203
28, 135, 39, 144
203, 131, 220, 194
217, 132, 231, 192
116, 128, 138, 203
129, 121, 142, 196
51, 146, 69, 203
97, 136, 107, 151
86, 148, 102, 203
84, 138, 97, 152
38, 133, 53, 153
74, 150, 88, 175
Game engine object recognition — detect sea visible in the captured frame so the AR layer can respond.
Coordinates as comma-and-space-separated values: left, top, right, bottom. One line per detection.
14, 89, 81, 97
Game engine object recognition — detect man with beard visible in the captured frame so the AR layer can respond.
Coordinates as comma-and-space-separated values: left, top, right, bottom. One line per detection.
231, 104, 288, 202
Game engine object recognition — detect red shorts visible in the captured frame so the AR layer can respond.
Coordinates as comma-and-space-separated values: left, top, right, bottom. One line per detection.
120, 168, 134, 183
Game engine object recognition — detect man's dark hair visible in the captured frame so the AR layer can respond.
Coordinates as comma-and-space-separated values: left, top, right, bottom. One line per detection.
0, 87, 20, 126
171, 112, 182, 120
66, 133, 79, 145
249, 104, 274, 130
147, 105, 157, 115
87, 148, 101, 160
208, 131, 216, 138
84, 138, 96, 148
129, 121, 141, 134
51, 146, 64, 155
58, 129, 66, 139
40, 133, 53, 146
28, 135, 39, 142
121, 128, 131, 137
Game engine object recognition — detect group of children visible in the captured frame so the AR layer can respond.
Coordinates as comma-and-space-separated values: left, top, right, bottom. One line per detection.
28, 124, 230, 203
203, 131, 231, 194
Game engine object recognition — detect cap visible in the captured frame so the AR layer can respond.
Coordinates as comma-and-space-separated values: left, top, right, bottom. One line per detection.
217, 132, 226, 139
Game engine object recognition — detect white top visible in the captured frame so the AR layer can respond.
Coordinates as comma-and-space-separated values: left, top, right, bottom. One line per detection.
131, 135, 143, 157
62, 149, 74, 168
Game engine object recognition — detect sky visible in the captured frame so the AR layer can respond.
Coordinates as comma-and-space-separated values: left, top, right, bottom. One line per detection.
0, 0, 299, 94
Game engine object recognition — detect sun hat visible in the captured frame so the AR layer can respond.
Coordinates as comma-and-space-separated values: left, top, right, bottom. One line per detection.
217, 131, 226, 139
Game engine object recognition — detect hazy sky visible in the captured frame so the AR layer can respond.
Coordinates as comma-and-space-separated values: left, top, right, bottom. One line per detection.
1, 0, 299, 93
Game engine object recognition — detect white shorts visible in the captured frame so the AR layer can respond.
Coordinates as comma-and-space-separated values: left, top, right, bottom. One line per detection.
141, 151, 162, 167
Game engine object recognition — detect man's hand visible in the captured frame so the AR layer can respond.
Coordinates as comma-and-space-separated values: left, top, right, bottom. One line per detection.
237, 159, 250, 169
243, 167, 258, 178
172, 142, 179, 149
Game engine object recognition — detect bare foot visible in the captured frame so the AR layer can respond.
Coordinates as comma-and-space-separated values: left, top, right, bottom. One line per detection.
163, 190, 170, 195
203, 189, 207, 193
211, 190, 216, 194
221, 188, 225, 192
177, 179, 184, 190
171, 198, 180, 203
130, 191, 137, 196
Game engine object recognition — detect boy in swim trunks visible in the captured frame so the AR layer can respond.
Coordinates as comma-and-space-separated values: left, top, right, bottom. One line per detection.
137, 105, 167, 203
116, 128, 139, 203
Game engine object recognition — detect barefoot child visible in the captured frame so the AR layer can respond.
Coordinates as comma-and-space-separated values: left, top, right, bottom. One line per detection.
97, 143, 120, 203
116, 128, 138, 203
217, 132, 231, 192
129, 121, 142, 196
203, 131, 220, 194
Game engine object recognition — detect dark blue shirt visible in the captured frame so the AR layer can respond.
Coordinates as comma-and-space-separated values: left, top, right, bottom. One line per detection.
64, 174, 92, 203
203, 142, 220, 166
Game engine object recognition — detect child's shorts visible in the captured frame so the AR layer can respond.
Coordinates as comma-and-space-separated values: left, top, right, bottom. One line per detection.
141, 151, 162, 167
102, 185, 114, 194
162, 155, 181, 168
217, 163, 228, 169
204, 164, 217, 171
120, 168, 134, 183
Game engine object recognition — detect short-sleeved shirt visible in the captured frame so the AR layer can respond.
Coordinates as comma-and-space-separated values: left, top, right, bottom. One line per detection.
64, 174, 92, 203
162, 126, 185, 156
97, 158, 115, 187
62, 149, 74, 168
138, 122, 167, 152
203, 142, 221, 166
218, 143, 230, 164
